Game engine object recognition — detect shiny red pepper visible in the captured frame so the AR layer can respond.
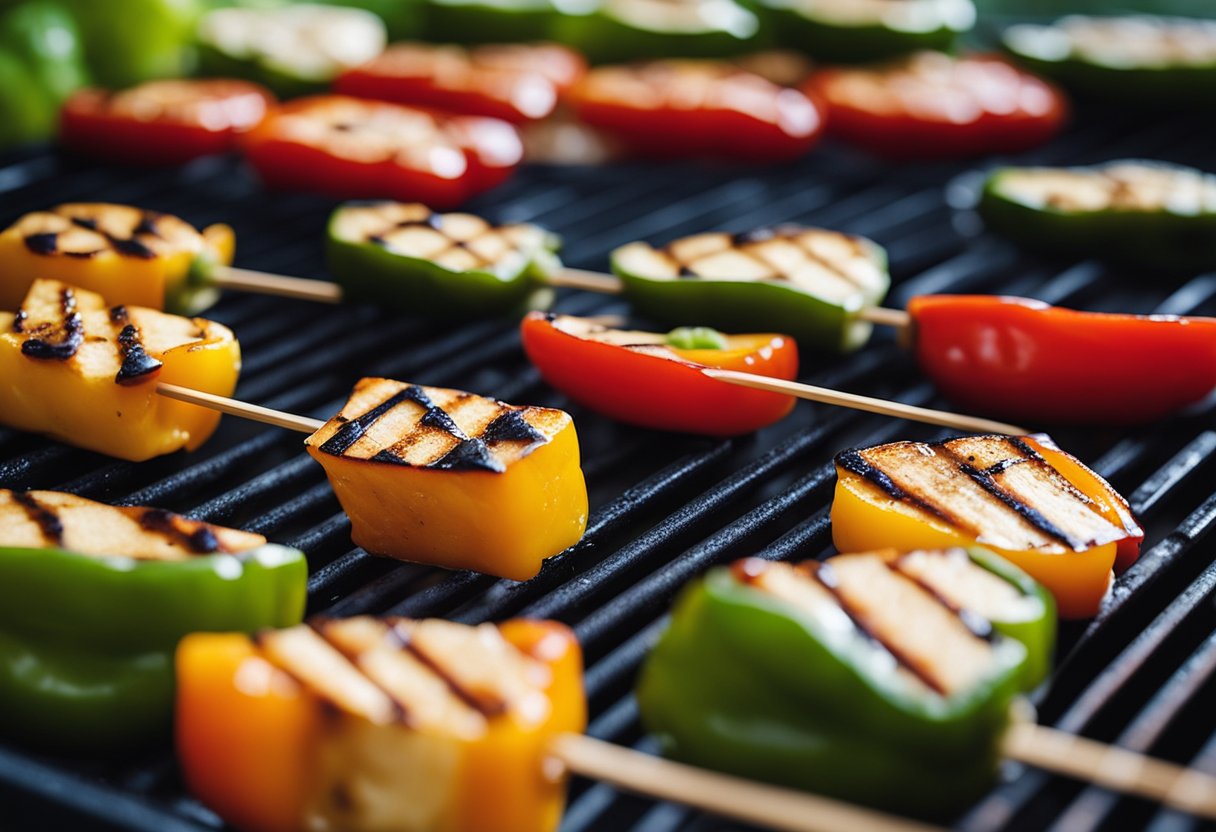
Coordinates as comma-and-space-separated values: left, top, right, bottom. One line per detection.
521, 312, 798, 436
908, 295, 1216, 425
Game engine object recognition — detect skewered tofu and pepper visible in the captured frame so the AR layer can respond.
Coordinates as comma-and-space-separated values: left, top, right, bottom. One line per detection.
0, 279, 240, 461
978, 160, 1216, 270
521, 312, 798, 436
0, 489, 306, 751
304, 377, 588, 581
177, 616, 584, 832
0, 202, 235, 314
832, 434, 1143, 618
636, 549, 1041, 817
611, 225, 889, 351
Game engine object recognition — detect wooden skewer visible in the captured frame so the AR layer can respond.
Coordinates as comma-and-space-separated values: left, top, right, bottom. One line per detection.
550, 733, 944, 832
702, 369, 1029, 435
156, 383, 323, 434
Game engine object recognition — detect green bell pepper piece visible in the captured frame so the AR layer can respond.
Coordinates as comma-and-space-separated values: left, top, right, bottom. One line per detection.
666, 326, 727, 350
754, 0, 974, 63
422, 0, 559, 44
65, 0, 201, 88
610, 231, 890, 353
978, 161, 1216, 272
0, 1, 89, 149
552, 0, 762, 64
325, 202, 559, 319
0, 542, 306, 751
636, 563, 1027, 818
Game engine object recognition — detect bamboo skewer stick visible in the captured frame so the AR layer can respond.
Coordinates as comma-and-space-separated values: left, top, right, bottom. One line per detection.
702, 369, 1029, 435
156, 383, 324, 434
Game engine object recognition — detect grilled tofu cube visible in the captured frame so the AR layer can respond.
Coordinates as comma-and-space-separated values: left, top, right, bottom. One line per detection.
0, 279, 240, 461
832, 434, 1143, 618
177, 617, 585, 832
305, 378, 588, 580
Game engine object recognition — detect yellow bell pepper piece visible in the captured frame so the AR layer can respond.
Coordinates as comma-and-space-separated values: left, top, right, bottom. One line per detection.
305, 377, 588, 581
0, 203, 234, 314
831, 434, 1143, 619
0, 279, 240, 461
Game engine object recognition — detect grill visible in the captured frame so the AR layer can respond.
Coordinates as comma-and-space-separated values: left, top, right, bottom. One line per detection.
1, 99, 1214, 832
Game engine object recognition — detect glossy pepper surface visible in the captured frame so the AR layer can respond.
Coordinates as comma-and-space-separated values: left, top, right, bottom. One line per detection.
305, 377, 588, 581
806, 52, 1067, 159
178, 616, 585, 832
611, 225, 889, 351
552, 0, 761, 65
327, 202, 559, 319
0, 489, 306, 751
0, 279, 240, 461
0, 202, 235, 314
637, 552, 1030, 818
909, 294, 1216, 425
0, 1, 89, 149
978, 160, 1216, 271
521, 312, 797, 436
756, 0, 975, 62
832, 434, 1144, 618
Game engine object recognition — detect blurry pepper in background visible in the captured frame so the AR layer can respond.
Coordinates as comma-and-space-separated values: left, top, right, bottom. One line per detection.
64, 0, 201, 88
422, 0, 559, 45
552, 0, 761, 65
0, 1, 89, 148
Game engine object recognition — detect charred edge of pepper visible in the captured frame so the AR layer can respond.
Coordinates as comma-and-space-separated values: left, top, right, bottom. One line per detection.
482, 410, 545, 445
20, 287, 84, 360
888, 554, 995, 642
319, 386, 436, 456
110, 306, 163, 386
137, 508, 221, 554
392, 622, 510, 718
12, 491, 65, 547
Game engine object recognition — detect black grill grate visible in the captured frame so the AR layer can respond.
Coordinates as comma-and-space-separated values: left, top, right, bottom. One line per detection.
1, 102, 1215, 832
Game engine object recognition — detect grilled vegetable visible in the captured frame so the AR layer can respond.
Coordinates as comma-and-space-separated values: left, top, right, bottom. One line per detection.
908, 295, 1216, 425
0, 203, 235, 314
977, 160, 1216, 271
196, 4, 387, 98
636, 550, 1033, 817
423, 0, 559, 45
0, 279, 240, 461
1003, 15, 1216, 106
0, 1, 89, 150
567, 61, 823, 161
0, 489, 305, 751
521, 312, 797, 436
806, 52, 1066, 159
304, 378, 587, 580
178, 616, 584, 832
327, 202, 559, 319
66, 0, 198, 88
60, 79, 273, 166
242, 95, 523, 209
611, 225, 889, 351
832, 434, 1144, 618
552, 0, 761, 65
336, 42, 584, 123
756, 0, 975, 63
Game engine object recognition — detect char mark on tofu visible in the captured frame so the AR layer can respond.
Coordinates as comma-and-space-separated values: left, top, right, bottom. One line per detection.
136, 508, 222, 554
10, 491, 66, 546
14, 203, 195, 261
19, 286, 84, 361
111, 305, 164, 385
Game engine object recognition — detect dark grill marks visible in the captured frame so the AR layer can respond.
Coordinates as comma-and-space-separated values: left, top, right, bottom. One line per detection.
23, 232, 58, 255
28, 210, 160, 259
391, 621, 508, 718
137, 508, 221, 555
12, 492, 64, 547
364, 207, 501, 270
482, 410, 545, 445
11, 310, 27, 333
429, 438, 502, 472
319, 386, 434, 456
668, 227, 869, 287
20, 287, 84, 360
888, 554, 996, 642
70, 217, 98, 231
835, 447, 955, 526
110, 306, 163, 386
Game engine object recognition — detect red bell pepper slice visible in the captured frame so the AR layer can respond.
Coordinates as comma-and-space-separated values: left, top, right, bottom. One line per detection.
60, 79, 274, 166
521, 312, 798, 436
566, 61, 823, 161
908, 294, 1216, 425
805, 53, 1067, 159
336, 42, 585, 123
240, 95, 522, 209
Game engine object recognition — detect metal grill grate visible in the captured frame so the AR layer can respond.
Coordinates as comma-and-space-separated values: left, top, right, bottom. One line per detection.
1, 101, 1214, 832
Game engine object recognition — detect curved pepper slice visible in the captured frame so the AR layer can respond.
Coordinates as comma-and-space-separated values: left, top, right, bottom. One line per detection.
1003, 15, 1216, 106
0, 202, 234, 314
60, 79, 274, 166
756, 0, 975, 63
521, 312, 797, 436
806, 52, 1067, 159
553, 0, 761, 65
977, 160, 1216, 271
567, 61, 823, 161
336, 42, 584, 122
304, 377, 588, 581
0, 489, 306, 751
0, 279, 240, 461
177, 616, 585, 832
326, 201, 559, 318
611, 225, 889, 351
908, 294, 1216, 425
424, 0, 560, 45
831, 434, 1144, 619
242, 95, 523, 209
636, 552, 1029, 818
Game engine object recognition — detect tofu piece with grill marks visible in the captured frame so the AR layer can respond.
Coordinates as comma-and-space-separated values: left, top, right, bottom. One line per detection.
304, 377, 588, 580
